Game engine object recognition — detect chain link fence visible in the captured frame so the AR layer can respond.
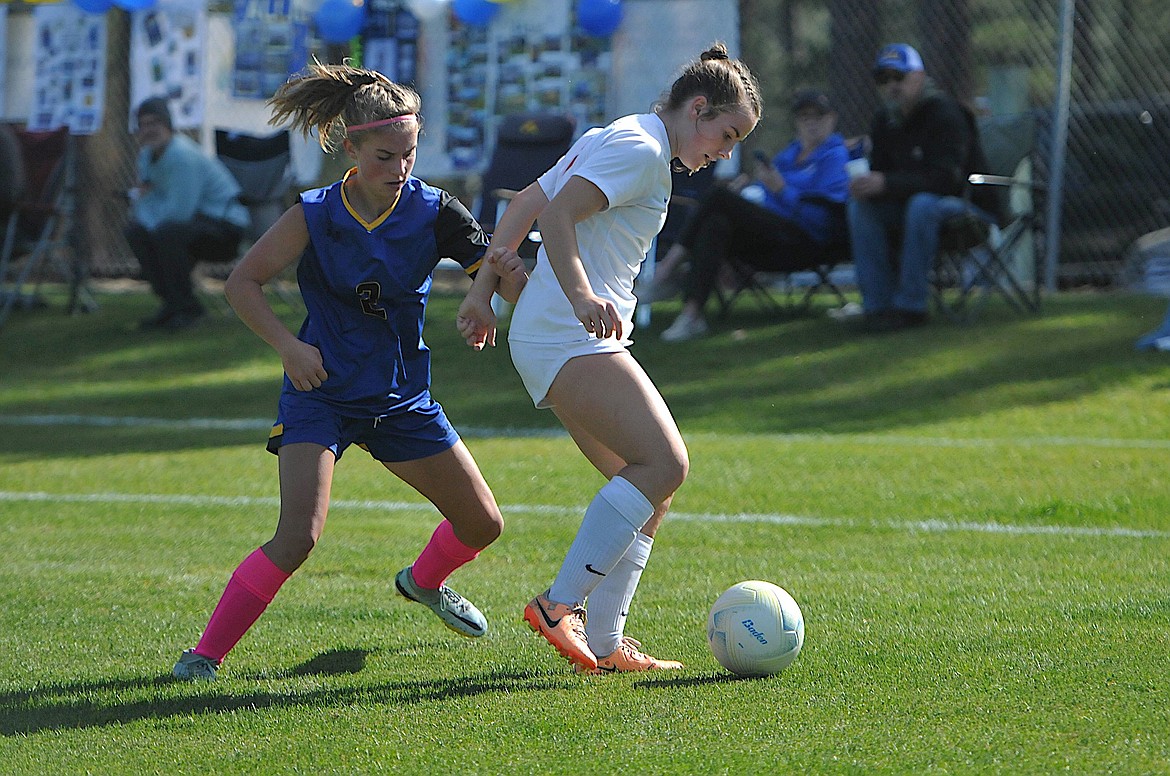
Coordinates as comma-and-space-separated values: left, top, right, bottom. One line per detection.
744, 0, 1170, 288
6, 0, 1170, 289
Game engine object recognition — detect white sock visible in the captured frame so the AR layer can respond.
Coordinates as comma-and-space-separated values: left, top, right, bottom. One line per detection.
547, 476, 653, 607
585, 531, 653, 657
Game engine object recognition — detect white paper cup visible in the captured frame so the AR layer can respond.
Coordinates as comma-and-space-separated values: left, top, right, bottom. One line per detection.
845, 157, 871, 179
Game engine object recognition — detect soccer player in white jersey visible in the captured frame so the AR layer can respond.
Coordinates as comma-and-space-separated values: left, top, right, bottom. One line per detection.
458, 43, 762, 674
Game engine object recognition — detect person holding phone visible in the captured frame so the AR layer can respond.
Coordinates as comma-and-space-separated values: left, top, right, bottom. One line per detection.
658, 89, 850, 341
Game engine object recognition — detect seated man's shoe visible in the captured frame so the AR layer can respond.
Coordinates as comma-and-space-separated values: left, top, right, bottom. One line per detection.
138, 306, 176, 330
893, 308, 929, 328
161, 301, 208, 331
857, 310, 899, 333
858, 308, 927, 333
162, 309, 206, 331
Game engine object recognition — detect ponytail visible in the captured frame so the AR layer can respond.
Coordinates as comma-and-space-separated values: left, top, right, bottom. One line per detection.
269, 59, 422, 152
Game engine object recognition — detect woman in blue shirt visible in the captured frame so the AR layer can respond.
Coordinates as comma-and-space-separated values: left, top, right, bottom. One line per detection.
171, 62, 525, 680
658, 89, 850, 341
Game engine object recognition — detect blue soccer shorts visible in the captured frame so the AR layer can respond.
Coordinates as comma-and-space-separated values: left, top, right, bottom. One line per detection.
266, 392, 460, 463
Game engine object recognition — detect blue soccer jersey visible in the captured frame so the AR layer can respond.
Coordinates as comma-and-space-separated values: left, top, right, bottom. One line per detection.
293, 172, 487, 414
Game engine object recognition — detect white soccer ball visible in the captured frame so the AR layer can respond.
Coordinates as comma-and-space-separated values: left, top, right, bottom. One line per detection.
707, 580, 805, 677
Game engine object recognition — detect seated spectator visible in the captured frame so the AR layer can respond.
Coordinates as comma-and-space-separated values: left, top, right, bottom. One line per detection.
847, 43, 996, 333
657, 89, 850, 341
125, 98, 250, 330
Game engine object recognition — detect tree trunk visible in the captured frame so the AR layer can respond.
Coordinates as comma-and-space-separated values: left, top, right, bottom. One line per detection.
828, 0, 882, 137
918, 0, 974, 104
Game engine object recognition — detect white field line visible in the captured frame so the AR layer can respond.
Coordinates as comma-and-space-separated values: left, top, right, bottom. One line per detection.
3, 413, 1170, 450
1, 490, 1167, 540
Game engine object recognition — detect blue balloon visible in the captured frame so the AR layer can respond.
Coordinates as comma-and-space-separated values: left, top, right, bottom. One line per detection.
577, 0, 623, 37
112, 0, 156, 10
315, 0, 367, 44
452, 0, 499, 26
75, 0, 114, 12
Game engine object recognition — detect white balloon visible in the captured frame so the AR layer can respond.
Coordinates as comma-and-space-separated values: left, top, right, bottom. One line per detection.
405, 0, 450, 22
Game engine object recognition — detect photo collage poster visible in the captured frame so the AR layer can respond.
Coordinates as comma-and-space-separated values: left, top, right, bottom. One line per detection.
27, 4, 107, 134
129, 0, 208, 130
361, 0, 419, 87
445, 0, 610, 170
231, 0, 312, 100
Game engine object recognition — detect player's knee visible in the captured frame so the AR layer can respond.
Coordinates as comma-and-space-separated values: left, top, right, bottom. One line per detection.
660, 444, 690, 494
473, 509, 504, 548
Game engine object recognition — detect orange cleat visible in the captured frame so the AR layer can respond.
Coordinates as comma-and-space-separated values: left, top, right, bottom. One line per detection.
576, 637, 684, 675
523, 591, 597, 673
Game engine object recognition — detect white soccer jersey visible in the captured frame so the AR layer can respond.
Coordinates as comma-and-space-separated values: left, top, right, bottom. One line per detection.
508, 113, 672, 344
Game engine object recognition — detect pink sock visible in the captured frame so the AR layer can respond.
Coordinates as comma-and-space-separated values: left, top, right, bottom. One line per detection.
194, 547, 291, 663
410, 520, 481, 589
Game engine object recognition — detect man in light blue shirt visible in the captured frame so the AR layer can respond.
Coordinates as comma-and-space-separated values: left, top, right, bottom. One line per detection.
125, 98, 250, 330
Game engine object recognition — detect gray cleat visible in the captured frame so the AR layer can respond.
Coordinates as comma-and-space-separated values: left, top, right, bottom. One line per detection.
173, 649, 219, 681
395, 566, 488, 638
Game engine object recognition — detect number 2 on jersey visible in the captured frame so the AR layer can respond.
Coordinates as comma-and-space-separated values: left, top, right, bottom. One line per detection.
356, 281, 387, 320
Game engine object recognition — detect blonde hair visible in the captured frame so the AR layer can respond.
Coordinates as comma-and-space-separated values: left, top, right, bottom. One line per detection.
268, 60, 422, 153
657, 42, 763, 122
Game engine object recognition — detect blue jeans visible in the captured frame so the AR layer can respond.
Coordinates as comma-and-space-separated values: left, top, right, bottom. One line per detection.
848, 193, 992, 314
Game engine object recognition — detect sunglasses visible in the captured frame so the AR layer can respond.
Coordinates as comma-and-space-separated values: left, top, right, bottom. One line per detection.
874, 70, 906, 86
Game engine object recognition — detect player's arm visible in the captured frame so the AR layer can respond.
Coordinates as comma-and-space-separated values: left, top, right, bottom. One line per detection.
464, 182, 544, 307
457, 183, 545, 349
538, 175, 619, 339
488, 182, 545, 303
225, 204, 327, 391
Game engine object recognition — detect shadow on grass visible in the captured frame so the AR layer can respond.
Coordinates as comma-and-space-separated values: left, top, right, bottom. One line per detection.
288, 647, 369, 676
0, 648, 575, 736
2, 290, 1167, 457
633, 670, 755, 688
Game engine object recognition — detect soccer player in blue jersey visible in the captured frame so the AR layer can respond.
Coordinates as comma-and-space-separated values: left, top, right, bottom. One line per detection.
172, 62, 526, 681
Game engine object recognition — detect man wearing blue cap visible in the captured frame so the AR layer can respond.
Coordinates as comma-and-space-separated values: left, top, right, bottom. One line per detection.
846, 43, 994, 331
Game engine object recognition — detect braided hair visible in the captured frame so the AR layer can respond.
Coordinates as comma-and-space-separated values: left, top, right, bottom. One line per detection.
657, 42, 763, 123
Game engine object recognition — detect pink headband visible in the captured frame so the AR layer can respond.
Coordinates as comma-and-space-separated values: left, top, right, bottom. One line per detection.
347, 114, 417, 132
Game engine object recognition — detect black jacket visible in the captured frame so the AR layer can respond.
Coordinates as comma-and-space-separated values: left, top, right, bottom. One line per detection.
870, 90, 972, 201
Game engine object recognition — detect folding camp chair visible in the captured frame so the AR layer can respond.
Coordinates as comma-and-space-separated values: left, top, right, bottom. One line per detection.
216, 129, 294, 242
197, 129, 300, 313
470, 113, 574, 317
0, 125, 96, 331
476, 112, 575, 261
932, 112, 1042, 321
714, 193, 852, 318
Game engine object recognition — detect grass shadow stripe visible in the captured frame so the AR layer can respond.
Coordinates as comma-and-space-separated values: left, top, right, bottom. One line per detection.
2, 490, 1166, 540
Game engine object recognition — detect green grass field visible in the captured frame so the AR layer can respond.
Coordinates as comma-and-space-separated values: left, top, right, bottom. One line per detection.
2, 285, 1169, 774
